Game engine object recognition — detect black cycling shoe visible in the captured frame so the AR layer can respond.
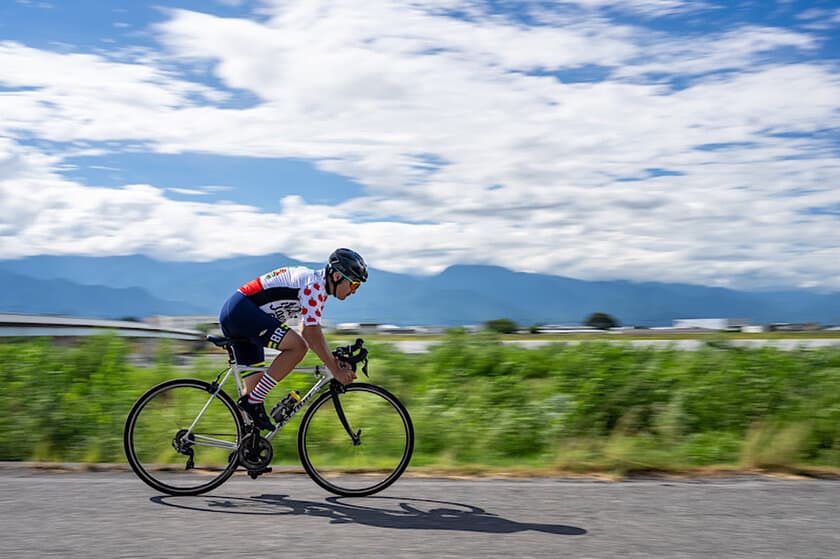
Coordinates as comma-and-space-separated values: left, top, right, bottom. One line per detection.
237, 396, 275, 431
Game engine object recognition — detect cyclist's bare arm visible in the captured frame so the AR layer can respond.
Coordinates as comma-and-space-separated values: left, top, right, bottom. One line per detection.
302, 324, 355, 384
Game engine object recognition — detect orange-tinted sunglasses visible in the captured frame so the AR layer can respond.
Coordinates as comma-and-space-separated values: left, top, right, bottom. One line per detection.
337, 269, 362, 291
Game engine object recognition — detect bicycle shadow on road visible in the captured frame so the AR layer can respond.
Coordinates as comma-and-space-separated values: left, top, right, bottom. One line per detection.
151, 493, 586, 536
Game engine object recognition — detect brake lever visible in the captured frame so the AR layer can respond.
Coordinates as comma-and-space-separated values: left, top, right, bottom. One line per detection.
332, 339, 369, 377
357, 347, 369, 377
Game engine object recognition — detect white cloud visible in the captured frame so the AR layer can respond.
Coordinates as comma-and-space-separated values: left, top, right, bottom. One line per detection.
566, 0, 711, 17
1, 1, 839, 291
0, 41, 228, 142
797, 7, 840, 25
617, 26, 817, 78
167, 187, 208, 196
15, 0, 54, 9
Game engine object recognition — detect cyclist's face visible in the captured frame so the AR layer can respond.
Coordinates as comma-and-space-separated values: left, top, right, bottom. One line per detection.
332, 272, 360, 300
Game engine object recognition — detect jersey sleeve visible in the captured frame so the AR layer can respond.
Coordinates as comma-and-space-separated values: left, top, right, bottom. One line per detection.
299, 277, 327, 326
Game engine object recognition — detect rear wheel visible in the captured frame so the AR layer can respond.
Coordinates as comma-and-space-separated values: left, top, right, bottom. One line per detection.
298, 383, 414, 496
124, 379, 244, 496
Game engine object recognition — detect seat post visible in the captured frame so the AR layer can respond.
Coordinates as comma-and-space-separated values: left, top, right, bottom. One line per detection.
205, 335, 240, 365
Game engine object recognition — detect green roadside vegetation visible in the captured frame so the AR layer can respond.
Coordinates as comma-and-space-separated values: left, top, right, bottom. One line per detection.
1, 330, 839, 478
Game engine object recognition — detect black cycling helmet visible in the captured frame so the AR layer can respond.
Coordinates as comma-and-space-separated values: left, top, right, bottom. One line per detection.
328, 248, 368, 282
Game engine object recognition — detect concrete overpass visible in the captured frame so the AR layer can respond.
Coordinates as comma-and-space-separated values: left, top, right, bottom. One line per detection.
0, 313, 203, 341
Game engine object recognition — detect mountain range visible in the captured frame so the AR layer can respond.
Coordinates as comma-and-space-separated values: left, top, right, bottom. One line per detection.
1, 254, 839, 327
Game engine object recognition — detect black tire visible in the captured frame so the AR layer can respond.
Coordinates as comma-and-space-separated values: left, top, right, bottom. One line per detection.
298, 383, 414, 496
124, 379, 245, 496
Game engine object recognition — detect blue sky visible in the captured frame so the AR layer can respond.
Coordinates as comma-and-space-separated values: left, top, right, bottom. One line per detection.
1, 0, 839, 290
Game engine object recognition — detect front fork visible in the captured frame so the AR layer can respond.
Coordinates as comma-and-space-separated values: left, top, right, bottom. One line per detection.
330, 380, 361, 446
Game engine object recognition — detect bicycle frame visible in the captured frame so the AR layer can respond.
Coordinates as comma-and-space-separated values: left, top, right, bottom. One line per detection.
125, 335, 412, 497
185, 360, 335, 451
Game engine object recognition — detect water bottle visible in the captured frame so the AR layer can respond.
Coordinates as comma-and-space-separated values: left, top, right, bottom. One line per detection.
270, 390, 301, 422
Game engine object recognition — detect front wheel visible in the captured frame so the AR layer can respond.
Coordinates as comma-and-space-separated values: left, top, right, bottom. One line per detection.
298, 383, 414, 496
124, 379, 245, 496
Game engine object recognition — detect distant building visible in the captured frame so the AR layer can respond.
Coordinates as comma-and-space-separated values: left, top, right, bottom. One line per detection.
334, 322, 382, 334
376, 324, 422, 334
768, 322, 820, 332
534, 324, 604, 334
672, 318, 751, 331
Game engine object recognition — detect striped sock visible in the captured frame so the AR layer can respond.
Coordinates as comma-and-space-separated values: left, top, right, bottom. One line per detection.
248, 374, 278, 404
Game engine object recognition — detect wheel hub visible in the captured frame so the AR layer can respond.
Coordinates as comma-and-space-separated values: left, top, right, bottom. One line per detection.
172, 429, 194, 455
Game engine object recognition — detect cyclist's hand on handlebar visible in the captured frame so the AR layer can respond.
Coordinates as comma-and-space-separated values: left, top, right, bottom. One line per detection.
333, 360, 356, 385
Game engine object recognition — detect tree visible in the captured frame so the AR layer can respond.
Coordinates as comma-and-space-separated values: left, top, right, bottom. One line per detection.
584, 312, 620, 330
484, 318, 519, 334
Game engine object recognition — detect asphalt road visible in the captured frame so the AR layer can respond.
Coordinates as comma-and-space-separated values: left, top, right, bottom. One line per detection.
0, 469, 838, 559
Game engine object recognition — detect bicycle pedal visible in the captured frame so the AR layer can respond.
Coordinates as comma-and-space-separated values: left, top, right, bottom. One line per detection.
247, 466, 272, 479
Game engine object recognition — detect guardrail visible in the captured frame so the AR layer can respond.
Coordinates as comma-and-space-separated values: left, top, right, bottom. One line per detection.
0, 314, 203, 341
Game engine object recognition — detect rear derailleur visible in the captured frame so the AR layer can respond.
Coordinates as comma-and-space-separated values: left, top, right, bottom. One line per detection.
172, 429, 195, 470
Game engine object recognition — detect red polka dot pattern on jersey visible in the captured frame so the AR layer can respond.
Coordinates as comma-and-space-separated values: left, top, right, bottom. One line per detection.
299, 278, 327, 326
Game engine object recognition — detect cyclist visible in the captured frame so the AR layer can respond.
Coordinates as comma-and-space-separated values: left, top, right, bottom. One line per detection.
219, 248, 368, 431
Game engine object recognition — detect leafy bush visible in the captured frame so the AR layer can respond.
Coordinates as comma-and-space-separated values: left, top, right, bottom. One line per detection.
1, 332, 838, 471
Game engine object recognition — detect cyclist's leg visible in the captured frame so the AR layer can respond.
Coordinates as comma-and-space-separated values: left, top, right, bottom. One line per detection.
242, 325, 308, 395
261, 328, 308, 386
234, 342, 267, 395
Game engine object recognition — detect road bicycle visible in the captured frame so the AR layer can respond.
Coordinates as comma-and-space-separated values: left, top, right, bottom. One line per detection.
123, 337, 414, 497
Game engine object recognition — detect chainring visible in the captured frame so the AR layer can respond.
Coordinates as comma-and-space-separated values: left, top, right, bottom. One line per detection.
237, 433, 274, 471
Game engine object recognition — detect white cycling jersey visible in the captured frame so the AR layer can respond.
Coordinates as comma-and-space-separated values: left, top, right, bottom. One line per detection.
238, 266, 327, 327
